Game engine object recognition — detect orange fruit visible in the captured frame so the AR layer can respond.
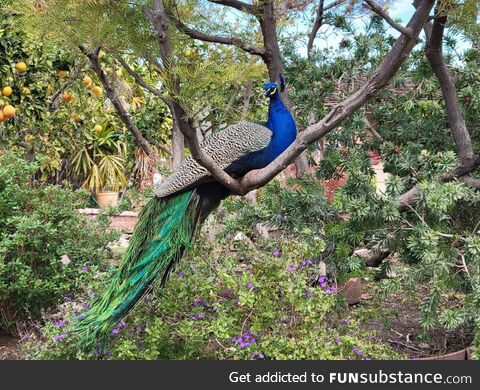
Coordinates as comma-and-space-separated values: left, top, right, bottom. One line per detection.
62, 92, 74, 101
15, 62, 27, 73
57, 70, 68, 78
3, 105, 16, 118
92, 86, 103, 97
83, 76, 93, 86
2, 86, 13, 96
0, 111, 5, 122
94, 124, 102, 132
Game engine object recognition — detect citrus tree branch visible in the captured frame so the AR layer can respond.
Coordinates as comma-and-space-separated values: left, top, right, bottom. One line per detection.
80, 46, 158, 158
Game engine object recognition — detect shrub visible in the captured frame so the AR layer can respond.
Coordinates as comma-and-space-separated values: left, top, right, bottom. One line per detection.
0, 151, 119, 334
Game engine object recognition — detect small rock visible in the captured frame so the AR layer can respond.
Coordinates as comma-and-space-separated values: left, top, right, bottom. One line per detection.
341, 278, 362, 305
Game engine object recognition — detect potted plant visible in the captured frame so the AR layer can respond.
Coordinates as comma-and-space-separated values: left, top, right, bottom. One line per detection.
72, 124, 127, 207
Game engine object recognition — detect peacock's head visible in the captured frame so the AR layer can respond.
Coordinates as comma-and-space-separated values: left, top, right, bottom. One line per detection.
263, 81, 279, 98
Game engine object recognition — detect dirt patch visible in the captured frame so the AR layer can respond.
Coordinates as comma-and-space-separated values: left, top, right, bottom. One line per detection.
0, 330, 21, 360
351, 282, 473, 358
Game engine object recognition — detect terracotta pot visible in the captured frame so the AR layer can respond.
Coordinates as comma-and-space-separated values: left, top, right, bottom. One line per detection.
96, 191, 119, 208
418, 347, 471, 360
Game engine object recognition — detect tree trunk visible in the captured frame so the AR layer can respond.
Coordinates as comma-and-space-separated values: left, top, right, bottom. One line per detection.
171, 122, 184, 170
258, 0, 309, 177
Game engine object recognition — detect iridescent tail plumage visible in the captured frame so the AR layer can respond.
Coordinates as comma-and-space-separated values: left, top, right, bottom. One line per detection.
75, 190, 200, 352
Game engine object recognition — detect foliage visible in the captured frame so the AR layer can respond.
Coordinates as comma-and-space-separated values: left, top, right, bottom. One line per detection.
0, 151, 119, 334
23, 179, 401, 360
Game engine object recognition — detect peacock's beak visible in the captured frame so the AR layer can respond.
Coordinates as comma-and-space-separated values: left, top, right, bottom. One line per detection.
264, 87, 276, 97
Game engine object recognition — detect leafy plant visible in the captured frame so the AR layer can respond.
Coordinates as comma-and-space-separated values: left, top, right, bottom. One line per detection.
0, 151, 119, 334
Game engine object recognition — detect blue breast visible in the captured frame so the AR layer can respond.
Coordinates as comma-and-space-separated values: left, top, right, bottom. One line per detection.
225, 95, 297, 176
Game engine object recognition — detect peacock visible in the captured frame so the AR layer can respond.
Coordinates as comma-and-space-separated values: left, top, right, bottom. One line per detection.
76, 78, 297, 351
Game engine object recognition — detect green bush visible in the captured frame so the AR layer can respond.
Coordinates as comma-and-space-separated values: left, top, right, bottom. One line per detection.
0, 151, 119, 334
23, 178, 400, 360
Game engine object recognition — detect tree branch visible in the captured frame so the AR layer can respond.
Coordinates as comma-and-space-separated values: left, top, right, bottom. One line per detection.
48, 65, 80, 112
460, 176, 480, 190
424, 13, 475, 163
80, 46, 157, 158
208, 0, 254, 14
116, 55, 164, 97
307, 0, 325, 59
144, 0, 245, 193
363, 0, 413, 37
234, 0, 436, 195
168, 12, 265, 57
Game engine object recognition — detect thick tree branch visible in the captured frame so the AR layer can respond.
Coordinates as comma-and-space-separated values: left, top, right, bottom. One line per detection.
460, 176, 480, 190
168, 12, 265, 57
80, 46, 157, 158
424, 13, 475, 163
363, 0, 413, 37
208, 0, 254, 14
234, 0, 436, 195
145, 0, 244, 192
398, 156, 480, 211
307, 0, 325, 59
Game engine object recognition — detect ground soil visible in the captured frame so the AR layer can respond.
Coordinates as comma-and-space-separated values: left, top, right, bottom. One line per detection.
0, 330, 21, 360
349, 279, 473, 359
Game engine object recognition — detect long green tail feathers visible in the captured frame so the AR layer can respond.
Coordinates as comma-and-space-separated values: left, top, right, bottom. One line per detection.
75, 190, 199, 352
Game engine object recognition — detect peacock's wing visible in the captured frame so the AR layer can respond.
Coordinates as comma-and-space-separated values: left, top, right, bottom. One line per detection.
156, 121, 272, 198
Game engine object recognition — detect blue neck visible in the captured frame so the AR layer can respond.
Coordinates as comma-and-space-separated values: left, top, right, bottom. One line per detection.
266, 94, 297, 158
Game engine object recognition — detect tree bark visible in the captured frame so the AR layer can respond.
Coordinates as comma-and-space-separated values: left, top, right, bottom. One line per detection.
257, 0, 310, 177
81, 46, 157, 158
424, 13, 475, 164
171, 122, 184, 170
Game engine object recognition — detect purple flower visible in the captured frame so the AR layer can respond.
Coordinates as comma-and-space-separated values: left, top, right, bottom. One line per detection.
82, 303, 90, 311
232, 332, 257, 349
363, 357, 371, 360
64, 296, 72, 303
410, 356, 419, 360
276, 213, 285, 222
334, 337, 341, 345
111, 328, 120, 335
325, 286, 337, 295
287, 264, 295, 271
178, 271, 185, 276
194, 299, 206, 307
21, 334, 30, 341
305, 291, 313, 298
340, 319, 350, 326
352, 347, 363, 356
82, 265, 89, 272
272, 248, 281, 257
247, 281, 254, 289
250, 352, 265, 359
318, 275, 327, 285
52, 319, 65, 328
196, 313, 205, 320
53, 334, 67, 341
118, 321, 127, 328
